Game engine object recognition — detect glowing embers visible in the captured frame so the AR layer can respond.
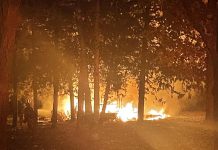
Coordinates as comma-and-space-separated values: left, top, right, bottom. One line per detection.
145, 109, 170, 121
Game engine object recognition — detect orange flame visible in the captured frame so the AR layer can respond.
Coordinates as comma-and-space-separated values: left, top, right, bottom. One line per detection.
61, 97, 169, 121
146, 109, 170, 120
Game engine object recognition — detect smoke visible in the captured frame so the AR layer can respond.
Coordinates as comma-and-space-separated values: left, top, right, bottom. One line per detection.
122, 79, 205, 116
36, 78, 205, 118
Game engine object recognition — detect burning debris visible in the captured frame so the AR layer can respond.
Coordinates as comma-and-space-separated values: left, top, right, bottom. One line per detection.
145, 109, 170, 121
60, 98, 170, 122
117, 103, 138, 122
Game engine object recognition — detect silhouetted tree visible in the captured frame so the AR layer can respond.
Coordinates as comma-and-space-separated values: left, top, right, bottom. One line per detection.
0, 0, 21, 148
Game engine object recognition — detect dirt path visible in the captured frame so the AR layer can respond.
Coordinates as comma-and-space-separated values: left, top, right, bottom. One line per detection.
7, 122, 153, 150
7, 120, 218, 150
129, 120, 217, 150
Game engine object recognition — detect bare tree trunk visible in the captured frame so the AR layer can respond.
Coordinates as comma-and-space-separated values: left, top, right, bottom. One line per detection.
101, 76, 111, 114
78, 73, 84, 121
138, 48, 146, 122
52, 75, 59, 127
0, 0, 21, 148
30, 19, 38, 122
76, 2, 92, 121
84, 62, 92, 115
205, 51, 214, 120
69, 80, 75, 121
32, 77, 38, 123
213, 0, 218, 120
12, 81, 18, 128
94, 0, 100, 120
77, 54, 85, 121
12, 50, 18, 128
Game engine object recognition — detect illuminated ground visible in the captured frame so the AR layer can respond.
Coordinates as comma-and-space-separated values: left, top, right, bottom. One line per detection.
7, 117, 218, 150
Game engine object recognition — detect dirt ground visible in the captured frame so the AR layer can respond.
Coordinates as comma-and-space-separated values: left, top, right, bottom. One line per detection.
7, 115, 218, 150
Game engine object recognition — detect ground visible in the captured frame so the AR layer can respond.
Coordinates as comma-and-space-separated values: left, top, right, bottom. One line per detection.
7, 112, 218, 150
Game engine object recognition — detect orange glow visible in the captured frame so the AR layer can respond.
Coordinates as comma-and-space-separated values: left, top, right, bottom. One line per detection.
61, 96, 169, 121
146, 109, 170, 120
117, 102, 138, 122
63, 100, 71, 119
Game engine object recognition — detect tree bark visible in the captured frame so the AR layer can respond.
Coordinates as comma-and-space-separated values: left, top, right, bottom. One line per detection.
52, 75, 59, 127
69, 80, 75, 121
77, 51, 85, 121
76, 2, 92, 121
181, 0, 217, 120
0, 0, 21, 148
213, 0, 218, 120
101, 76, 111, 114
205, 51, 214, 120
32, 77, 38, 123
94, 0, 100, 119
137, 0, 150, 122
138, 48, 146, 122
12, 50, 18, 128
84, 63, 92, 115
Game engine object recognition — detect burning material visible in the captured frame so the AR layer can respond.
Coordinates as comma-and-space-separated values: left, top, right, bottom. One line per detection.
60, 96, 169, 122
60, 97, 78, 120
104, 102, 137, 122
63, 101, 71, 119
145, 109, 170, 120
117, 103, 138, 122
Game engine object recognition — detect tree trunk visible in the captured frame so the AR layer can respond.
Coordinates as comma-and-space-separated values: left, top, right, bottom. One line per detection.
205, 51, 214, 120
101, 76, 111, 114
138, 52, 146, 122
77, 57, 85, 121
12, 81, 18, 128
0, 93, 8, 149
202, 0, 218, 120
84, 62, 92, 115
69, 80, 75, 121
94, 0, 100, 119
0, 0, 21, 148
32, 77, 38, 123
52, 75, 59, 127
181, 0, 217, 121
213, 0, 218, 120
12, 51, 18, 128
137, 0, 150, 122
76, 2, 91, 121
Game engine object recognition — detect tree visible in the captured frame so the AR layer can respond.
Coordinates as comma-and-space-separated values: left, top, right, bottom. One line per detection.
0, 0, 21, 148
94, 0, 100, 120
179, 0, 217, 120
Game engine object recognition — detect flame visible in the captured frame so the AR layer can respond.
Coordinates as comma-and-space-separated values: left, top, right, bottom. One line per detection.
104, 102, 138, 122
61, 97, 78, 119
146, 109, 170, 120
105, 102, 119, 113
117, 103, 138, 122
61, 96, 169, 122
63, 101, 71, 119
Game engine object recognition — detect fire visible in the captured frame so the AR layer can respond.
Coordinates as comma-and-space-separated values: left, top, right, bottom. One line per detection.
61, 97, 78, 119
145, 109, 170, 120
105, 101, 119, 113
63, 101, 71, 119
117, 103, 138, 122
105, 102, 138, 122
61, 96, 169, 122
